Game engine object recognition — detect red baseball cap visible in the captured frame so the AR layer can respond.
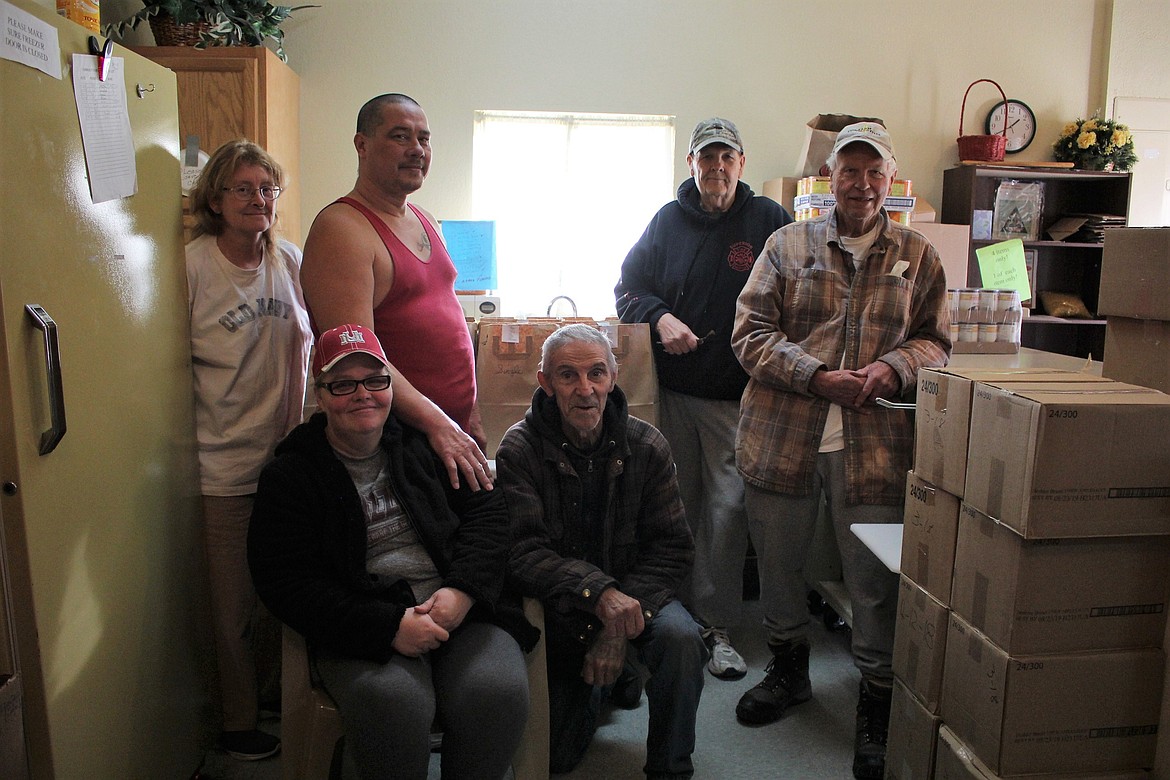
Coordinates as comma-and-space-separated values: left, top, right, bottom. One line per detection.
312, 324, 392, 377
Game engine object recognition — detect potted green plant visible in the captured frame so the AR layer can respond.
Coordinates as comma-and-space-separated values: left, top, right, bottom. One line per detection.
102, 0, 317, 63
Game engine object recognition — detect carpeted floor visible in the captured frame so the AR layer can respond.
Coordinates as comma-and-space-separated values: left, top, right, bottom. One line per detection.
559, 599, 860, 780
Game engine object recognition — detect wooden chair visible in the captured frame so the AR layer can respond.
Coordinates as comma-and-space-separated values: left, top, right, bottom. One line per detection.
281, 598, 550, 780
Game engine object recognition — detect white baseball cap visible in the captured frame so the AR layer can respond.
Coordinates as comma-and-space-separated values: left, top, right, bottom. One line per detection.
831, 122, 896, 163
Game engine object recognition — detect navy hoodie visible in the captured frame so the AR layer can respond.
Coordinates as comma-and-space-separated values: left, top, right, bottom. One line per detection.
615, 178, 792, 400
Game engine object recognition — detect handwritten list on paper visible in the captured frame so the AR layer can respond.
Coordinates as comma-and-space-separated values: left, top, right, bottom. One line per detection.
72, 52, 137, 203
442, 220, 498, 291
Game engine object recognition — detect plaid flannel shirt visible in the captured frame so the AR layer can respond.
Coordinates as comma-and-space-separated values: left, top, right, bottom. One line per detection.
732, 210, 951, 505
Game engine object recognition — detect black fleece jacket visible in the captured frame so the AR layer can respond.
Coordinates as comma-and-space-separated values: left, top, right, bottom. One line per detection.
249, 412, 538, 663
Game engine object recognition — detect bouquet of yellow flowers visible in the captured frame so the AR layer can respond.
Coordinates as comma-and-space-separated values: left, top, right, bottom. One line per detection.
1052, 115, 1137, 171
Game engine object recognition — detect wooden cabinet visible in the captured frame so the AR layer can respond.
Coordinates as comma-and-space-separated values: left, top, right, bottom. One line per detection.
942, 164, 1131, 359
130, 46, 303, 244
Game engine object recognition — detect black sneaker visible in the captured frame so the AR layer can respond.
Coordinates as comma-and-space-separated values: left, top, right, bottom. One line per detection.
220, 729, 280, 761
734, 641, 812, 725
853, 679, 893, 780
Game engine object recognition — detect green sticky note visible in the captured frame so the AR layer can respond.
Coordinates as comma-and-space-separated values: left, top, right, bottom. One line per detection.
975, 239, 1031, 299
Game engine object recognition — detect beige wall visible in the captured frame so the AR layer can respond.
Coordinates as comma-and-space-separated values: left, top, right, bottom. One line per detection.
1107, 0, 1170, 104
281, 0, 1122, 241
90, 0, 1170, 244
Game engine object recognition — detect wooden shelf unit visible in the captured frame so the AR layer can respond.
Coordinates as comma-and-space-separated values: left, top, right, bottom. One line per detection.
130, 46, 303, 245
942, 165, 1131, 359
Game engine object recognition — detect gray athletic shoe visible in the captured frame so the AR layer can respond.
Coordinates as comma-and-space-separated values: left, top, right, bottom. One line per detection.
705, 628, 747, 680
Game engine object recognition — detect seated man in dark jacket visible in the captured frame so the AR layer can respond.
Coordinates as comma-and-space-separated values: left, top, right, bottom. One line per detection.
249, 324, 537, 780
497, 323, 707, 779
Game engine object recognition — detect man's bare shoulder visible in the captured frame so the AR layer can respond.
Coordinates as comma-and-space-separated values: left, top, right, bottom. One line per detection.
303, 198, 384, 264
301, 195, 396, 322
307, 198, 373, 239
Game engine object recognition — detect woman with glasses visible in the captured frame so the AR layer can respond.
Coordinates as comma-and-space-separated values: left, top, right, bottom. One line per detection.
249, 324, 536, 780
186, 139, 312, 761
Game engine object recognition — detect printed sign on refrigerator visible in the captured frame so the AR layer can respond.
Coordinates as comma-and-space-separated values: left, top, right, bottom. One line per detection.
1, 0, 62, 79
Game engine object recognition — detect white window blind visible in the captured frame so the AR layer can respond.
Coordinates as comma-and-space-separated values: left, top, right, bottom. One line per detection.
472, 110, 675, 318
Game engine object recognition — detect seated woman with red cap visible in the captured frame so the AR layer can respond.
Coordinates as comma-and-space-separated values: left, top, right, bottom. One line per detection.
248, 324, 537, 779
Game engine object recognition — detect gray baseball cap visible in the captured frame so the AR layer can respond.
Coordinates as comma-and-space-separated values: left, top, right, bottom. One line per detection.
689, 117, 743, 154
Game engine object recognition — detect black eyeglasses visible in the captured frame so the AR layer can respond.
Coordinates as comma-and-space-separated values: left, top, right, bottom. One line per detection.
317, 375, 392, 396
221, 185, 283, 201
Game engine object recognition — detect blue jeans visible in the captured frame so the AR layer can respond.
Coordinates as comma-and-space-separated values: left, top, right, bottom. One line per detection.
546, 599, 706, 777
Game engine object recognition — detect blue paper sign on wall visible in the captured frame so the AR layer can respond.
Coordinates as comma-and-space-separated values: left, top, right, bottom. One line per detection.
442, 220, 497, 291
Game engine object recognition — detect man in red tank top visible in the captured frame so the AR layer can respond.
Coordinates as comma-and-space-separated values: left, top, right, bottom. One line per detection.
302, 93, 492, 492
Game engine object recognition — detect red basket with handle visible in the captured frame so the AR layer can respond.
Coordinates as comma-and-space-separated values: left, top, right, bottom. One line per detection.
957, 79, 1008, 162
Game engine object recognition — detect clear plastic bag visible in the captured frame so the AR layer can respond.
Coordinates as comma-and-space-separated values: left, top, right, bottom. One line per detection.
992, 180, 1044, 241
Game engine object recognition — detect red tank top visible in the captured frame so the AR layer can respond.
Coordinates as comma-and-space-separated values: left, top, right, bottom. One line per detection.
329, 197, 476, 431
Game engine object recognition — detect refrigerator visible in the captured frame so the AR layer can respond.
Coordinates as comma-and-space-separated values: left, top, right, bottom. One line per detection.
0, 1, 206, 776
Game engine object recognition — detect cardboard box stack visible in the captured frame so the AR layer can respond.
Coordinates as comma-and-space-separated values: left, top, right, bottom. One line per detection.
932, 725, 1151, 780
887, 366, 1170, 779
1098, 227, 1170, 780
791, 176, 916, 223
764, 175, 917, 224
888, 466, 957, 779
1100, 228, 1170, 395
773, 114, 933, 227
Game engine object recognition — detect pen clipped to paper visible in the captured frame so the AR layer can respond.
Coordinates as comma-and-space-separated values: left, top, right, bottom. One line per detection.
88, 35, 113, 82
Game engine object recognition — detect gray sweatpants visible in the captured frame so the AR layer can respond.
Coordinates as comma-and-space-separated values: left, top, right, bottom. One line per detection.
744, 450, 900, 681
658, 387, 749, 630
317, 621, 529, 779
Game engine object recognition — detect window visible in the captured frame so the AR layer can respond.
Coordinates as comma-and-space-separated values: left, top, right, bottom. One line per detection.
472, 110, 675, 318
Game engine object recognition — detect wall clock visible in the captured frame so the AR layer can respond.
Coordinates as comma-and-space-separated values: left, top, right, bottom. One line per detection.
986, 99, 1037, 154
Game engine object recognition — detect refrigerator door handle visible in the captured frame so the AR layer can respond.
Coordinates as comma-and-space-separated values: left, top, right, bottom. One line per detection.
24, 305, 67, 455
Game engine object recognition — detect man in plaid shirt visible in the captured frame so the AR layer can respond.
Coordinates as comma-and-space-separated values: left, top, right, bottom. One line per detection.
730, 123, 950, 780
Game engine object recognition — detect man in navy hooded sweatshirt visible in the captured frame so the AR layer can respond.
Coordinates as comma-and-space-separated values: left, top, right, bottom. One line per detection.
615, 117, 792, 681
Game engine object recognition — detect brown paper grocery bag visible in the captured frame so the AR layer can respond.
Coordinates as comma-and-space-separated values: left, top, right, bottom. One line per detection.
476, 319, 560, 457
475, 319, 660, 457
796, 114, 884, 176
597, 319, 659, 430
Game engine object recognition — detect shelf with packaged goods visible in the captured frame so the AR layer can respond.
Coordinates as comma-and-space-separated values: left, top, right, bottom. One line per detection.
941, 164, 1130, 359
